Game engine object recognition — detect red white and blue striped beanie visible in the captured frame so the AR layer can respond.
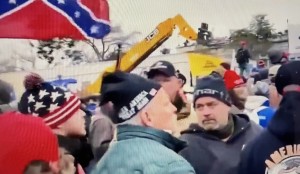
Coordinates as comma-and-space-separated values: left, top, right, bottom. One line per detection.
18, 73, 81, 129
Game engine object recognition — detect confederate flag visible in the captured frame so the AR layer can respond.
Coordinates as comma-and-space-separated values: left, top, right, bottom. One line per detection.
0, 0, 110, 40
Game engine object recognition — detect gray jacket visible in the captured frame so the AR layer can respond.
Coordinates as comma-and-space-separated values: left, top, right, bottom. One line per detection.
179, 114, 262, 174
89, 114, 115, 161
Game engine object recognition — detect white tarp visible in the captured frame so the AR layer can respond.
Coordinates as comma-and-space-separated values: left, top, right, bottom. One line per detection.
288, 23, 300, 60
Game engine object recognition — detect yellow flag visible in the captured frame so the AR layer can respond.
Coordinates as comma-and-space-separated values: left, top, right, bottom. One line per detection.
188, 53, 223, 77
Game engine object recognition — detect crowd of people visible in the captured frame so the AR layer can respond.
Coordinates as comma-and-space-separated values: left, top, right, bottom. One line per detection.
0, 46, 299, 174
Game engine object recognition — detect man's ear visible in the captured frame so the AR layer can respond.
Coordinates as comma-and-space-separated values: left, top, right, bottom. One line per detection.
140, 109, 153, 127
51, 123, 67, 136
56, 123, 65, 130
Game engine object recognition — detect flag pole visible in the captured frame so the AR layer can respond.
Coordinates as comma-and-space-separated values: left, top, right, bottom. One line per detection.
287, 19, 289, 51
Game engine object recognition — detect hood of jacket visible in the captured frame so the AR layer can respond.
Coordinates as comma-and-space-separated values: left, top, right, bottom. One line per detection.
230, 105, 244, 115
245, 95, 269, 110
117, 124, 187, 153
181, 114, 251, 142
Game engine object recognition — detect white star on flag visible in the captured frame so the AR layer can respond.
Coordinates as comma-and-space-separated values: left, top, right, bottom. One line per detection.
48, 103, 59, 112
64, 92, 73, 101
74, 11, 81, 18
90, 25, 99, 34
28, 94, 35, 103
57, 0, 65, 4
51, 91, 62, 102
39, 89, 50, 99
32, 113, 39, 117
28, 106, 32, 113
34, 101, 46, 111
9, 0, 16, 4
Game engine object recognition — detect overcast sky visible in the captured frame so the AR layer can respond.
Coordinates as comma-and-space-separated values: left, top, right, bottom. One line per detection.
110, 0, 300, 36
109, 0, 300, 51
1, 0, 300, 65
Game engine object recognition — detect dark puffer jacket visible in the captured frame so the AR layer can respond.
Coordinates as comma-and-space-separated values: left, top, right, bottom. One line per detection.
179, 114, 262, 174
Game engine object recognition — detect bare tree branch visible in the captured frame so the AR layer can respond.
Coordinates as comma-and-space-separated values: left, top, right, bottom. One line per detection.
101, 38, 106, 60
97, 23, 142, 60
84, 39, 102, 61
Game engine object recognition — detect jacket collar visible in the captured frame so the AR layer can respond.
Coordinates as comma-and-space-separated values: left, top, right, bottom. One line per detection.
181, 114, 250, 142
117, 124, 187, 153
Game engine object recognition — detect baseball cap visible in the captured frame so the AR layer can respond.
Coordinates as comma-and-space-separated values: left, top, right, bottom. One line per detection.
223, 70, 245, 90
147, 61, 176, 79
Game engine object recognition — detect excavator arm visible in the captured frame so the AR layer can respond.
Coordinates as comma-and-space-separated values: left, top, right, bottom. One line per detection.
84, 14, 197, 95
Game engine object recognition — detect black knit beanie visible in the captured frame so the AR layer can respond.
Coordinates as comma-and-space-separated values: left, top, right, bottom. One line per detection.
100, 71, 161, 123
275, 61, 300, 95
193, 75, 231, 106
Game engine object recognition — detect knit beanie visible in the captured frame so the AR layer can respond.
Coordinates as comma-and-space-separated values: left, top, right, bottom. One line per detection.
18, 73, 81, 128
223, 70, 245, 90
0, 112, 59, 174
193, 75, 231, 106
275, 61, 300, 95
100, 71, 161, 123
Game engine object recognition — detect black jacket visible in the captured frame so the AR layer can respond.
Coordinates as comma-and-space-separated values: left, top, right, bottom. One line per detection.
57, 135, 94, 173
239, 93, 300, 174
235, 48, 250, 64
179, 114, 262, 174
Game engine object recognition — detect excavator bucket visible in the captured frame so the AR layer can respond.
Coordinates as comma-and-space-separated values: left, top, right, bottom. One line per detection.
172, 14, 197, 40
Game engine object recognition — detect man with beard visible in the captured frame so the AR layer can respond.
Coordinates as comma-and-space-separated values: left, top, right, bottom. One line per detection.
179, 75, 262, 174
147, 61, 187, 115
223, 70, 248, 114
147, 61, 190, 136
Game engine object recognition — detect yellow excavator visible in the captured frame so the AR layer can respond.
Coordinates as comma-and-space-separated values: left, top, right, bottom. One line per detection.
85, 14, 198, 95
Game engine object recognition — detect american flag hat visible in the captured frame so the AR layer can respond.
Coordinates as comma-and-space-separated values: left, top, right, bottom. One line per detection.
18, 73, 81, 128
